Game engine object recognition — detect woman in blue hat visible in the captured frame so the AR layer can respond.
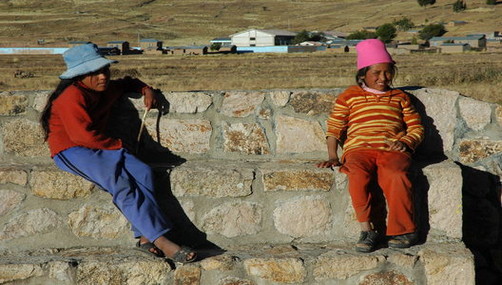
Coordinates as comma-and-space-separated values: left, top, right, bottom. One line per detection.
40, 43, 196, 263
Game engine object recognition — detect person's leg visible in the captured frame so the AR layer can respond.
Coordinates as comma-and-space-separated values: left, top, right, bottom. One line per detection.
340, 150, 379, 252
341, 150, 378, 225
54, 147, 172, 243
376, 151, 415, 236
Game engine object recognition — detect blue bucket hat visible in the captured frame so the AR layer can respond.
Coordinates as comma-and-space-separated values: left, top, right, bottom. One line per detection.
59, 43, 117, 79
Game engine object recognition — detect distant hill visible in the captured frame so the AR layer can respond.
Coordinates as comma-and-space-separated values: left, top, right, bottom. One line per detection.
0, 0, 500, 47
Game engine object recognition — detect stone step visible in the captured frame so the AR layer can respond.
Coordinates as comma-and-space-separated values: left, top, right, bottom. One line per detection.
0, 159, 463, 252
0, 242, 474, 285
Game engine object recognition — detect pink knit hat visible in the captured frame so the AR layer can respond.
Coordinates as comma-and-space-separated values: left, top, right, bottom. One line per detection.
355, 39, 395, 70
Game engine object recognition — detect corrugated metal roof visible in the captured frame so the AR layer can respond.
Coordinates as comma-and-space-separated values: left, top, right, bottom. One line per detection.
230, 29, 297, 37
140, 39, 160, 42
430, 35, 484, 41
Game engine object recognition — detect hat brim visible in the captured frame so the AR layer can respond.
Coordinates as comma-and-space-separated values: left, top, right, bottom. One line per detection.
59, 57, 118, 79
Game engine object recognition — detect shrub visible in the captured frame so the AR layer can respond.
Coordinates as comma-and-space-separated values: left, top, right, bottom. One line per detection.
453, 0, 467, 12
419, 23, 447, 40
417, 0, 436, 7
393, 17, 415, 31
376, 24, 397, 43
346, 30, 377, 40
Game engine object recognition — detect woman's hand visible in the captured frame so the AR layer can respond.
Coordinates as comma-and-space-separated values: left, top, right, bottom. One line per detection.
316, 158, 342, 168
143, 87, 157, 110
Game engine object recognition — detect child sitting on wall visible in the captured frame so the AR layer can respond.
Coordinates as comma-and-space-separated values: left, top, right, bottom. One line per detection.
317, 39, 424, 252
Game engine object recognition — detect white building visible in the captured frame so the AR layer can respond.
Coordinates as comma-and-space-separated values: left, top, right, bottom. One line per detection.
230, 29, 297, 47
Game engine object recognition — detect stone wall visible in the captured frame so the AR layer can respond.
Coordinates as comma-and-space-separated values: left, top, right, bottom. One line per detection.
0, 88, 501, 284
0, 88, 500, 251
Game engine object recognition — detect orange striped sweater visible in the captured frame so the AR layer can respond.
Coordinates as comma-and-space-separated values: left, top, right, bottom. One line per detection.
326, 85, 424, 158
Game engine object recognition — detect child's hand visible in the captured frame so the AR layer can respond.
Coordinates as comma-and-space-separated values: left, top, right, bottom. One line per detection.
316, 158, 342, 168
386, 140, 407, 152
143, 87, 158, 110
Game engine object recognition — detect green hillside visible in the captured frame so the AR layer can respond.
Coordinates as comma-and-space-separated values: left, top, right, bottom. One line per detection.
0, 0, 500, 47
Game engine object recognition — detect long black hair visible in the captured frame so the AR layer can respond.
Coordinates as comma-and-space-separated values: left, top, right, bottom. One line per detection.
39, 79, 77, 141
355, 63, 398, 87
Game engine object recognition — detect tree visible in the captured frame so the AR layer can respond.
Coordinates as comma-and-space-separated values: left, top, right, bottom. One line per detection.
346, 30, 377, 40
419, 23, 447, 41
292, 30, 326, 44
376, 24, 397, 43
292, 30, 311, 44
453, 0, 467, 12
417, 0, 436, 7
210, 42, 221, 51
393, 17, 415, 31
486, 0, 496, 5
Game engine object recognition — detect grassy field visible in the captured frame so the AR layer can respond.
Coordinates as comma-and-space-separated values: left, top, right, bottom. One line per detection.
1, 0, 501, 104
0, 0, 500, 47
1, 51, 501, 104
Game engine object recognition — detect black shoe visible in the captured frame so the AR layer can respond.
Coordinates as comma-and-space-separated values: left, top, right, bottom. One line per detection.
388, 232, 417, 249
355, 231, 379, 253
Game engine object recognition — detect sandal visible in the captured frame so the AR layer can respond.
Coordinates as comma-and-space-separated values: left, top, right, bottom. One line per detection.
135, 240, 165, 258
168, 246, 197, 264
355, 230, 379, 253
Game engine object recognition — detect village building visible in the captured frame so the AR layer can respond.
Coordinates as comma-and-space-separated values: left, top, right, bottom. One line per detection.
230, 29, 297, 47
106, 41, 130, 54
429, 35, 486, 50
139, 38, 163, 52
167, 46, 208, 55
439, 43, 470, 53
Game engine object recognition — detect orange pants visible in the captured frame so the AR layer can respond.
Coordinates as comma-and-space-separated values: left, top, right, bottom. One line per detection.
340, 149, 415, 236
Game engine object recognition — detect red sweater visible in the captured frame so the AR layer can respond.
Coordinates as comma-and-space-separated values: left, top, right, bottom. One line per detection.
327, 85, 424, 158
47, 78, 148, 157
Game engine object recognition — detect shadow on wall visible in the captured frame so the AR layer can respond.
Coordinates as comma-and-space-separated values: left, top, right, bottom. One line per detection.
406, 88, 502, 283
106, 89, 225, 264
459, 163, 502, 284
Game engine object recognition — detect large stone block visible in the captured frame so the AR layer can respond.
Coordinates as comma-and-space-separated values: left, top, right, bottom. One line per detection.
171, 163, 254, 198
220, 91, 265, 118
411, 88, 459, 152
459, 139, 502, 164
275, 115, 325, 154
273, 196, 333, 238
359, 271, 413, 285
0, 167, 28, 185
146, 118, 212, 153
30, 168, 94, 199
243, 257, 306, 283
423, 161, 463, 239
458, 97, 492, 131
313, 251, 384, 281
1, 119, 49, 157
269, 90, 291, 107
289, 90, 339, 116
68, 204, 130, 239
261, 167, 333, 192
166, 91, 212, 113
32, 90, 51, 112
0, 263, 43, 284
0, 208, 62, 240
0, 91, 28, 115
0, 190, 25, 216
202, 201, 262, 238
174, 265, 201, 285
419, 243, 475, 285
222, 122, 270, 155
76, 259, 171, 285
